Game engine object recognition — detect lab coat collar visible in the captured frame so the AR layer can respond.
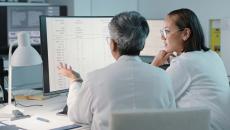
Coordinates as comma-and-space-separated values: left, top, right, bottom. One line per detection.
117, 55, 142, 62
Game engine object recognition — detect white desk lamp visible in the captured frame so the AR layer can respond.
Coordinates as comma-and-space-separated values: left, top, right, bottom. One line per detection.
0, 31, 42, 117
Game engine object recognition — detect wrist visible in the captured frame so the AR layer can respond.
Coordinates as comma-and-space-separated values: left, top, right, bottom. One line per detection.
151, 60, 161, 67
70, 78, 83, 83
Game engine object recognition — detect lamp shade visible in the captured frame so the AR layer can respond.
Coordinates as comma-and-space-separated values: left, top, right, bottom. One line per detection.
11, 46, 42, 66
11, 32, 42, 66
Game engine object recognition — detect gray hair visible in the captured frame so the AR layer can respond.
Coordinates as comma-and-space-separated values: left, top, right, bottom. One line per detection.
109, 11, 149, 55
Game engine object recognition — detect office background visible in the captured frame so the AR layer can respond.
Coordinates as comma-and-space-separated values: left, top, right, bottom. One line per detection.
6, 0, 230, 89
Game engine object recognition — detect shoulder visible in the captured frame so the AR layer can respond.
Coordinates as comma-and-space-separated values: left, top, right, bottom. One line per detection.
141, 63, 172, 83
168, 50, 220, 73
170, 51, 212, 65
167, 52, 195, 74
84, 62, 115, 80
179, 50, 217, 58
87, 59, 168, 79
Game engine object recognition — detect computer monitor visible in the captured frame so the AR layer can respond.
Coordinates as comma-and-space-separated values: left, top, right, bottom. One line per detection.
0, 5, 67, 55
40, 16, 164, 95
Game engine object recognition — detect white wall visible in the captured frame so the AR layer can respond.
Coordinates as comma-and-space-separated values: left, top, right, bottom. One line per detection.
91, 0, 138, 16
48, 0, 91, 16
221, 19, 230, 77
74, 0, 91, 16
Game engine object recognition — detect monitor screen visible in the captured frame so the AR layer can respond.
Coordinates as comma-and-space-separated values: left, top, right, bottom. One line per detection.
40, 16, 164, 95
141, 20, 164, 56
0, 5, 67, 55
140, 20, 164, 64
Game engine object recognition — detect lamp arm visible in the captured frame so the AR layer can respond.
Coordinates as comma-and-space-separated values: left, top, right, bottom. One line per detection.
8, 42, 17, 105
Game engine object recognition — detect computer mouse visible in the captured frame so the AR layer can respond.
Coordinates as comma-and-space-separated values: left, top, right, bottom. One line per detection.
12, 110, 24, 117
11, 110, 30, 121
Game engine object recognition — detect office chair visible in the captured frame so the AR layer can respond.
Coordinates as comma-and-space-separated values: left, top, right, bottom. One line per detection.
110, 108, 210, 130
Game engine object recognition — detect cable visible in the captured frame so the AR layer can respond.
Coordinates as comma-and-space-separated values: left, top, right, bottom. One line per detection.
15, 103, 43, 107
4, 77, 8, 87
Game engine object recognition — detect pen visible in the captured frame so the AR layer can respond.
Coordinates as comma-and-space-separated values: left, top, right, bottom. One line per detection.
36, 117, 50, 123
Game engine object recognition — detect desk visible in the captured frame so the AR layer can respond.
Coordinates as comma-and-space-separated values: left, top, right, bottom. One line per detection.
0, 93, 89, 130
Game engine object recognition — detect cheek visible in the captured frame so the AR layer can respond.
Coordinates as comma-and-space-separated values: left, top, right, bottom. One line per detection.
165, 44, 175, 53
165, 36, 184, 52
164, 38, 177, 52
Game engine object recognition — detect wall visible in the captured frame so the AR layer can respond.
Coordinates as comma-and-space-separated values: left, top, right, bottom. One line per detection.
48, 0, 75, 16
91, 0, 138, 16
48, 0, 91, 16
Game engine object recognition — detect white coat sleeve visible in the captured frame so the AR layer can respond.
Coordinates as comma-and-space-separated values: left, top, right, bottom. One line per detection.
166, 60, 192, 100
67, 80, 93, 125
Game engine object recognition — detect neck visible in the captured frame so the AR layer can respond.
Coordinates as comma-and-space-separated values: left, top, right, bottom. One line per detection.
114, 53, 121, 60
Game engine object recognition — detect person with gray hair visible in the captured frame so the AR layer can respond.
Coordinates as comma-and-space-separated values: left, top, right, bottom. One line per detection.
108, 11, 149, 56
58, 11, 176, 130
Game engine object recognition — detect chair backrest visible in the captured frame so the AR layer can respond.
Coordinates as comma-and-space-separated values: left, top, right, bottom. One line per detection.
110, 108, 210, 130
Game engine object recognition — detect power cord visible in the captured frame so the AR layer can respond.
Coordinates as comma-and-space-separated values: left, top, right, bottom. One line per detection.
15, 102, 43, 107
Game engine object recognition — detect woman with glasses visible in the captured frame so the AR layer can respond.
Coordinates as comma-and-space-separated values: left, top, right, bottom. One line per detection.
152, 8, 230, 130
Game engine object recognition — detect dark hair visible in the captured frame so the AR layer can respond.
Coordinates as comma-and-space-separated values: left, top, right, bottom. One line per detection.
168, 8, 209, 52
109, 11, 149, 55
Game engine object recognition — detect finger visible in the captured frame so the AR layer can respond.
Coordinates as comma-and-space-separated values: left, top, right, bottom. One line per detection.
60, 62, 64, 67
171, 52, 176, 57
64, 64, 68, 69
165, 52, 173, 59
57, 63, 63, 70
157, 50, 167, 58
67, 64, 70, 70
159, 50, 167, 55
158, 50, 164, 55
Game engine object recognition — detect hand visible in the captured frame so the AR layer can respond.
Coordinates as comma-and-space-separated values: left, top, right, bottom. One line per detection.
151, 50, 173, 67
58, 63, 83, 83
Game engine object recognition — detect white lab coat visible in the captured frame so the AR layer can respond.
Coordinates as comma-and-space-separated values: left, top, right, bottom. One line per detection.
166, 50, 230, 130
67, 55, 176, 130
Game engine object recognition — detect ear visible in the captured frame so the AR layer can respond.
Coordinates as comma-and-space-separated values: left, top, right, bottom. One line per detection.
182, 28, 191, 41
110, 39, 118, 51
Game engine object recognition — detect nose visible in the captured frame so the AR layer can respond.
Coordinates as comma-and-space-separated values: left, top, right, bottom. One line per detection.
161, 35, 166, 40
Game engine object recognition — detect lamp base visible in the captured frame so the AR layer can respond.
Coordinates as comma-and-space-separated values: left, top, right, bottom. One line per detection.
0, 104, 23, 118
14, 94, 59, 100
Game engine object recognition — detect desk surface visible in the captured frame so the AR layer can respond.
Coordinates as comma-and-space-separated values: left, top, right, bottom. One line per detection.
0, 93, 89, 130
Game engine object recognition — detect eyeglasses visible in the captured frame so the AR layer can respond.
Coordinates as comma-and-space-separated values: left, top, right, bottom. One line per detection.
160, 28, 184, 39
